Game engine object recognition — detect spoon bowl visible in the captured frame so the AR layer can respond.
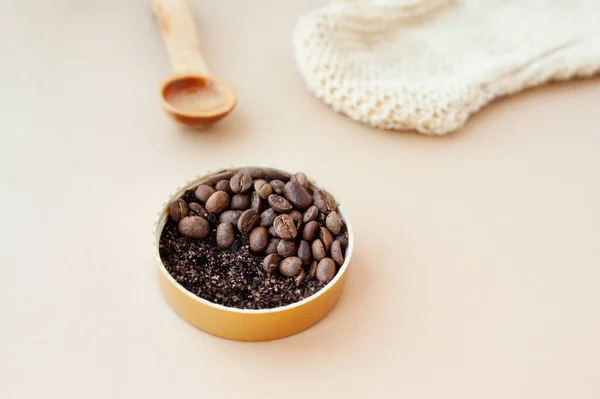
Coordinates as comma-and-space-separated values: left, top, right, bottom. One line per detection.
159, 74, 236, 127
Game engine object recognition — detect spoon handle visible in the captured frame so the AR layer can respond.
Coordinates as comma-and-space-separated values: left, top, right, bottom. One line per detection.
152, 0, 209, 75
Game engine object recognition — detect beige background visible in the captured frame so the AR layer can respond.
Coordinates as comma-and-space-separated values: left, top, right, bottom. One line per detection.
1, 0, 599, 398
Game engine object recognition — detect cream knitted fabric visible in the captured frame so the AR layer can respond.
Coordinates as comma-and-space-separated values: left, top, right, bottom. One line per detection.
293, 0, 600, 134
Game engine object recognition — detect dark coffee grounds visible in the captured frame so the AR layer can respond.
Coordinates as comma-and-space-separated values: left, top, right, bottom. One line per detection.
159, 217, 328, 310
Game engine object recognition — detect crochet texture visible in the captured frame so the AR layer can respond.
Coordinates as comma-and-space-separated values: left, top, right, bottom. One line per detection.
293, 0, 600, 134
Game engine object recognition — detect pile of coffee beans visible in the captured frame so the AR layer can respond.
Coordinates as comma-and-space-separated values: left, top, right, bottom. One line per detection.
167, 168, 349, 286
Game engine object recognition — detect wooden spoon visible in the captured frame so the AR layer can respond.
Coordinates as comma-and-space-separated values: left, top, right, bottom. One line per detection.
153, 0, 236, 127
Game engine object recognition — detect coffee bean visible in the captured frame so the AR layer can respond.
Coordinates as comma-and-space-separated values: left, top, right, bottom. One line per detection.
302, 221, 319, 242
219, 210, 242, 225
279, 257, 303, 277
270, 180, 285, 194
169, 199, 188, 222
295, 269, 307, 286
209, 171, 234, 185
205, 191, 230, 214
316, 258, 336, 283
215, 180, 232, 193
230, 172, 253, 194
178, 216, 209, 239
249, 227, 269, 252
318, 212, 326, 222
230, 194, 250, 210
288, 210, 302, 223
216, 222, 235, 249
268, 194, 292, 212
298, 240, 312, 266
308, 260, 318, 277
319, 227, 334, 254
260, 208, 277, 227
188, 202, 208, 218
194, 184, 215, 203
237, 209, 259, 234
273, 214, 297, 239
266, 238, 280, 254
251, 191, 262, 213
313, 190, 337, 213
294, 172, 308, 188
252, 178, 269, 191
239, 167, 263, 179
336, 232, 349, 250
258, 184, 273, 200
264, 168, 291, 181
331, 240, 345, 266
303, 205, 319, 223
277, 239, 297, 258
263, 253, 281, 274
283, 181, 312, 210
325, 211, 342, 235
254, 179, 273, 199
254, 179, 266, 190
311, 239, 326, 261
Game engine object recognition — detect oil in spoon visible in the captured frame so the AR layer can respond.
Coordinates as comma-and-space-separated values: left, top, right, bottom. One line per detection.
163, 77, 228, 113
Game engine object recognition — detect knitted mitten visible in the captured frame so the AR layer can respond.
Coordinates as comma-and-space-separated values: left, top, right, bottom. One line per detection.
293, 0, 600, 134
